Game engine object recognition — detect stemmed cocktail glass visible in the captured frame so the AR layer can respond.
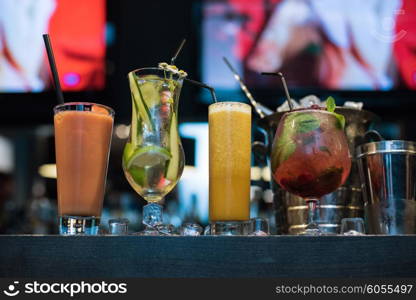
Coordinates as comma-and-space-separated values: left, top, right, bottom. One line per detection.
122, 64, 187, 235
271, 106, 351, 235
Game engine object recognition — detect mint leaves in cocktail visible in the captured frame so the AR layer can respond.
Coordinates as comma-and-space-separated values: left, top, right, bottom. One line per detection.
272, 96, 347, 171
272, 136, 296, 172
273, 112, 320, 166
326, 96, 345, 130
294, 113, 320, 133
326, 96, 336, 112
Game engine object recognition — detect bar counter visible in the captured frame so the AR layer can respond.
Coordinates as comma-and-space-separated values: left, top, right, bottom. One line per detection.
0, 235, 415, 278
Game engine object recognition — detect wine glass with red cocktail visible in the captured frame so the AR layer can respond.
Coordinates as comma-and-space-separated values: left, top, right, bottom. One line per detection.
271, 101, 351, 235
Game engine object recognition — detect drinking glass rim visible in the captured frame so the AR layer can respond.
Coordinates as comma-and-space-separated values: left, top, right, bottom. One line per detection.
54, 102, 115, 117
208, 101, 251, 110
127, 67, 186, 80
282, 108, 337, 117
280, 109, 344, 135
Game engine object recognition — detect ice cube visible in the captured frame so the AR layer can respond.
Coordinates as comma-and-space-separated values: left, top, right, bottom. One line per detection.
203, 225, 211, 235
299, 95, 322, 108
180, 223, 203, 236
156, 224, 176, 235
276, 99, 300, 112
108, 218, 129, 235
249, 218, 270, 236
343, 101, 363, 110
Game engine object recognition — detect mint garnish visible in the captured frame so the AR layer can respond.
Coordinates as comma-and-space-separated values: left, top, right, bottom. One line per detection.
272, 137, 296, 171
294, 114, 320, 133
272, 112, 321, 169
279, 139, 296, 164
325, 96, 345, 130
335, 114, 345, 129
326, 96, 336, 112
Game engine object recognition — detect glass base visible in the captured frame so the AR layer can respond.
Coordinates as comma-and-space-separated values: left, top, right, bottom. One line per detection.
299, 222, 322, 236
142, 203, 163, 227
132, 224, 175, 236
133, 227, 160, 236
342, 230, 365, 236
59, 216, 100, 235
209, 221, 252, 236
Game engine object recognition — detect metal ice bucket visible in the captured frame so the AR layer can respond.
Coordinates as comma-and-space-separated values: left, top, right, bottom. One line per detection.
257, 107, 378, 234
357, 140, 416, 234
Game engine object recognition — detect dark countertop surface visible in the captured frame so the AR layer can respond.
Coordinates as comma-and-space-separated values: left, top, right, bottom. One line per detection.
0, 235, 415, 278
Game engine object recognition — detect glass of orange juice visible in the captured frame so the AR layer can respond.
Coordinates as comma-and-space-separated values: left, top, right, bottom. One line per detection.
209, 101, 252, 235
54, 102, 114, 235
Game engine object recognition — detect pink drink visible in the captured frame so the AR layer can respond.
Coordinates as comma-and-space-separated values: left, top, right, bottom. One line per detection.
272, 109, 351, 198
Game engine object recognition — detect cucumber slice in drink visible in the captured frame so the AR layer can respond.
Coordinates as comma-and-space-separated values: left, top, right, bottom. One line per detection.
122, 142, 135, 169
166, 112, 180, 181
128, 72, 154, 139
130, 98, 138, 146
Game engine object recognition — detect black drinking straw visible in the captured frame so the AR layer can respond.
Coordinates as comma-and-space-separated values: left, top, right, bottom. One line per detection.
170, 38, 217, 102
185, 78, 217, 103
42, 34, 64, 104
171, 38, 187, 66
261, 72, 293, 111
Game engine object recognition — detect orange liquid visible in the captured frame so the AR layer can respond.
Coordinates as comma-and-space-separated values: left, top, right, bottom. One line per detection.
209, 102, 251, 221
54, 110, 113, 217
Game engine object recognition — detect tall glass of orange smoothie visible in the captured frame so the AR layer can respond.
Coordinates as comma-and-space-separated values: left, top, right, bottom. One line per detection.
54, 102, 114, 235
209, 101, 252, 235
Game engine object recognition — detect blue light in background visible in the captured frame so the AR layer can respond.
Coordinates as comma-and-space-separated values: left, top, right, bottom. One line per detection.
63, 72, 80, 87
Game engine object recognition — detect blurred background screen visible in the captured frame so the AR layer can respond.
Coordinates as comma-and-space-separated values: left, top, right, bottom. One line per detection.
0, 0, 106, 93
202, 0, 416, 92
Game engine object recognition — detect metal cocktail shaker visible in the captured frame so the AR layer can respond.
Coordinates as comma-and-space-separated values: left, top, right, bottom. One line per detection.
357, 141, 416, 234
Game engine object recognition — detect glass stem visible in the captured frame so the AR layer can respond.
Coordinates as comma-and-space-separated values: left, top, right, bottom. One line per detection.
142, 202, 163, 228
306, 199, 318, 225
